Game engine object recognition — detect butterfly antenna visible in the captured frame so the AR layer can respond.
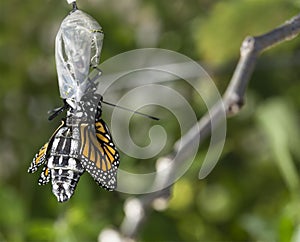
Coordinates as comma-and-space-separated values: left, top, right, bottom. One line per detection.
102, 100, 160, 121
48, 101, 68, 121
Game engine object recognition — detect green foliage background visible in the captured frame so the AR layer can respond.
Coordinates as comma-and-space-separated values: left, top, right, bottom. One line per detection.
1, 0, 300, 241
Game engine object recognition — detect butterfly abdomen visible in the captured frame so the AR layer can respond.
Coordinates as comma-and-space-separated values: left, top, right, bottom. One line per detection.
47, 124, 85, 202
47, 156, 84, 202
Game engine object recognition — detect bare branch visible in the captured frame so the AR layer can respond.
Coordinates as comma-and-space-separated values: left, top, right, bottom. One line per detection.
99, 12, 300, 242
224, 14, 300, 115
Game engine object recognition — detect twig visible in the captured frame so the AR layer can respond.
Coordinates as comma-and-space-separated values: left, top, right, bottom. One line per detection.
224, 14, 300, 115
99, 13, 300, 242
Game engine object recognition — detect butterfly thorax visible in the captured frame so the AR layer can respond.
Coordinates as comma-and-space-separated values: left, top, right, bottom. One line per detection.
65, 92, 102, 123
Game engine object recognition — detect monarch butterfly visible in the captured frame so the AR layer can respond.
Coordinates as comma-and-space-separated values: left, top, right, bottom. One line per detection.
28, 93, 120, 202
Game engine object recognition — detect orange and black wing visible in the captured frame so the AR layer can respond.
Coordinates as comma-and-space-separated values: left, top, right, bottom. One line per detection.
28, 120, 65, 175
28, 144, 51, 185
38, 165, 51, 185
28, 142, 49, 173
80, 119, 119, 190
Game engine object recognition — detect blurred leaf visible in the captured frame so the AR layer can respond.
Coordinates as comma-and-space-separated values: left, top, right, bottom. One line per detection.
168, 179, 194, 211
279, 212, 294, 242
194, 0, 298, 65
256, 98, 300, 193
0, 185, 25, 242
240, 214, 276, 241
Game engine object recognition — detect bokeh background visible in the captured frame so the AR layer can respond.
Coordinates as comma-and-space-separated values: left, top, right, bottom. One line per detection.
1, 0, 300, 241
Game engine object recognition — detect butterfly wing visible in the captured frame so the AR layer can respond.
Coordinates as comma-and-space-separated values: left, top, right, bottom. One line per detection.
80, 118, 120, 190
38, 166, 51, 185
28, 120, 65, 174
28, 143, 49, 173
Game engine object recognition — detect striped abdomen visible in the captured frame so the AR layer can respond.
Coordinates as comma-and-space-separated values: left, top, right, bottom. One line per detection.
28, 99, 120, 202
47, 124, 84, 202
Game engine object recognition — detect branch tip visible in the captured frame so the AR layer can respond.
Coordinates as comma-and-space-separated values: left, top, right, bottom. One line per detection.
241, 36, 257, 56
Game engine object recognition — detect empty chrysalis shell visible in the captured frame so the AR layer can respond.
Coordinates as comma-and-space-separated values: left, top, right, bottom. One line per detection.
55, 10, 104, 101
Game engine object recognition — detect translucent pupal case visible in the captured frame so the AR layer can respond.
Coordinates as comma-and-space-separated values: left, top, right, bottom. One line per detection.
55, 10, 104, 101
